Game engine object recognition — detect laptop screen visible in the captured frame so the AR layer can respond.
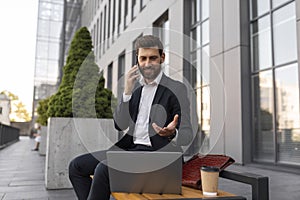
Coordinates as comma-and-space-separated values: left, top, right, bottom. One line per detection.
107, 151, 182, 194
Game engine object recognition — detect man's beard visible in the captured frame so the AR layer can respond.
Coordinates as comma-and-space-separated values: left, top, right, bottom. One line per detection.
138, 64, 161, 81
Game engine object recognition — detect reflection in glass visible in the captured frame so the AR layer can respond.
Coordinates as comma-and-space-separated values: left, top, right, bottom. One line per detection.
202, 20, 209, 45
191, 50, 201, 88
253, 71, 275, 162
252, 16, 272, 71
252, 0, 269, 18
38, 20, 50, 37
48, 43, 59, 60
202, 86, 210, 134
273, 2, 297, 65
272, 0, 290, 8
202, 46, 209, 85
190, 26, 201, 51
154, 18, 169, 75
191, 0, 200, 24
36, 42, 49, 59
201, 0, 209, 20
189, 0, 210, 155
40, 2, 52, 20
275, 64, 300, 164
51, 3, 63, 21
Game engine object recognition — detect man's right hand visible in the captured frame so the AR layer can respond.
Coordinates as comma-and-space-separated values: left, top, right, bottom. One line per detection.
124, 65, 140, 95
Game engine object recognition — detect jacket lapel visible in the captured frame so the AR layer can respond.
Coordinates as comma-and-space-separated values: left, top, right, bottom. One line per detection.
151, 74, 168, 106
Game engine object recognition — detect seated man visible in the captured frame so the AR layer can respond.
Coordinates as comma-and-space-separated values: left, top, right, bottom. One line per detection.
69, 35, 195, 200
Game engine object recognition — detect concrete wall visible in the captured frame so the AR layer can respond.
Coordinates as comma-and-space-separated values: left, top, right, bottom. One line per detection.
45, 118, 118, 189
209, 0, 251, 164
39, 126, 47, 156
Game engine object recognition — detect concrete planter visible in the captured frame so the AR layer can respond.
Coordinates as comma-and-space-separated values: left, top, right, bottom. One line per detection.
45, 117, 118, 189
39, 126, 47, 156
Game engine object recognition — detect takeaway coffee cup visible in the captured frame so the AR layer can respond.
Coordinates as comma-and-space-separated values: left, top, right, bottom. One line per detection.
200, 166, 220, 196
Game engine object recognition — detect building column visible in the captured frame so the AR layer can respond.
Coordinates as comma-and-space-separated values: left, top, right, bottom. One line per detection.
209, 0, 251, 164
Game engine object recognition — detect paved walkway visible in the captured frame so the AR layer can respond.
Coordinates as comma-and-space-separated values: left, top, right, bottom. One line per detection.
0, 136, 300, 199
0, 137, 76, 200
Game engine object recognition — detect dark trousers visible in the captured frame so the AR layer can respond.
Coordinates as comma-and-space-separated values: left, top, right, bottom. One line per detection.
69, 144, 154, 200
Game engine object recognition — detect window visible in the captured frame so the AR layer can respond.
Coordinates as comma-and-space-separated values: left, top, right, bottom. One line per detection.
132, 0, 138, 20
190, 0, 210, 134
0, 107, 2, 115
103, 5, 107, 53
96, 18, 99, 59
107, 0, 111, 48
99, 12, 103, 58
124, 0, 129, 29
91, 27, 94, 48
153, 11, 170, 75
184, 0, 210, 155
107, 62, 113, 90
112, 0, 116, 42
118, 51, 126, 98
251, 0, 300, 164
118, 0, 122, 35
140, 0, 148, 10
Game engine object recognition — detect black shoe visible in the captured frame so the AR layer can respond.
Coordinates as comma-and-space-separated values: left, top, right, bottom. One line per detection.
31, 148, 39, 151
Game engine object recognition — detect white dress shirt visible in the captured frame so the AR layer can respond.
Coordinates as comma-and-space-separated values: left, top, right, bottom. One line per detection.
123, 71, 163, 146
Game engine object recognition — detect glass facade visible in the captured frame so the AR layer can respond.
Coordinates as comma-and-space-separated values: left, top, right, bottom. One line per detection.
33, 0, 82, 122
33, 0, 64, 119
189, 0, 210, 141
251, 0, 300, 165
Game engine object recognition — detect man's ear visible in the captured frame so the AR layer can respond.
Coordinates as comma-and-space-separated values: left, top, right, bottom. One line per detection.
160, 52, 165, 63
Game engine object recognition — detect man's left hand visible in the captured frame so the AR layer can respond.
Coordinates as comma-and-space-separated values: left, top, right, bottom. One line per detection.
152, 114, 179, 137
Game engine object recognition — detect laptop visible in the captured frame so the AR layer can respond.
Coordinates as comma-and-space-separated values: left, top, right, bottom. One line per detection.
106, 151, 182, 194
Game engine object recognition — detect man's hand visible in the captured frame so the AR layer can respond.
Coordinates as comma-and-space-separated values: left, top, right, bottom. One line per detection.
124, 65, 140, 95
152, 114, 179, 137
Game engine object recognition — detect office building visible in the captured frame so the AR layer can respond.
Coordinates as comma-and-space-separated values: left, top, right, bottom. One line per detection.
33, 0, 300, 171
80, 0, 300, 171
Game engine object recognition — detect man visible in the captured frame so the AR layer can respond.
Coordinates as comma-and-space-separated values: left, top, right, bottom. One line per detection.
69, 35, 194, 200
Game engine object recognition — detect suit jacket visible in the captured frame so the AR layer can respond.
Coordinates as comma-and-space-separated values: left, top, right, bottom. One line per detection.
113, 74, 193, 151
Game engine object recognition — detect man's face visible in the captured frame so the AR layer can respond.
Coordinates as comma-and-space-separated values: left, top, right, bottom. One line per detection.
137, 47, 165, 82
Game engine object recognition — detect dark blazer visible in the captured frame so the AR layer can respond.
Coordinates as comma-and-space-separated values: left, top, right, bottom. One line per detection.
113, 74, 193, 151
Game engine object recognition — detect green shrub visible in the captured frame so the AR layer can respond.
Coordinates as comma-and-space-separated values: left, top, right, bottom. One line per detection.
45, 26, 114, 119
36, 98, 50, 126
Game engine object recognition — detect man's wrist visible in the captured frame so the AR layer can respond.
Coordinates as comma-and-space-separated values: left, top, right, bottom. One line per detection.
168, 131, 177, 141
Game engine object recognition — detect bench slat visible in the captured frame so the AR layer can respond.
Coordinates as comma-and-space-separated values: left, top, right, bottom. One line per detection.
111, 186, 238, 200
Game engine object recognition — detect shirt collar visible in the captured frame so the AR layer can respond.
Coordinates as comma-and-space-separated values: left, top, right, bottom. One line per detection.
139, 70, 163, 86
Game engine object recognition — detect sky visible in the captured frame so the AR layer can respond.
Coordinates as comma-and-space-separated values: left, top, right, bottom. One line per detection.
0, 1, 39, 115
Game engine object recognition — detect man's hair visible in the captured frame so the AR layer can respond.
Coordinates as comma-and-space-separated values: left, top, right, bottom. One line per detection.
135, 35, 164, 56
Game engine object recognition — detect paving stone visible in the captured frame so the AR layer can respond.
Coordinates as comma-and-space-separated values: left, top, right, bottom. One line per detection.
0, 185, 45, 193
3, 191, 51, 200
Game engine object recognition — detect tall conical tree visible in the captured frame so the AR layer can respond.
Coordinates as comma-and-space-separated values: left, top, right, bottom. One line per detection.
36, 98, 50, 126
47, 27, 114, 118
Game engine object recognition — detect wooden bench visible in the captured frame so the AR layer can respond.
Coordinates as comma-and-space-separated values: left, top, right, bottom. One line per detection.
91, 169, 269, 200
111, 186, 246, 200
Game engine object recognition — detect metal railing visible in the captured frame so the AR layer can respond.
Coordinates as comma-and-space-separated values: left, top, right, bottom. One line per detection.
0, 122, 20, 148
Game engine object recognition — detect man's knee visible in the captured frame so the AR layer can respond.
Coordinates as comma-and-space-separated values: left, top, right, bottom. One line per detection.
94, 161, 108, 178
69, 156, 81, 175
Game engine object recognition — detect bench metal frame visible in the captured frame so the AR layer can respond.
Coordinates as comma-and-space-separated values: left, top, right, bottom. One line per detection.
220, 170, 269, 200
